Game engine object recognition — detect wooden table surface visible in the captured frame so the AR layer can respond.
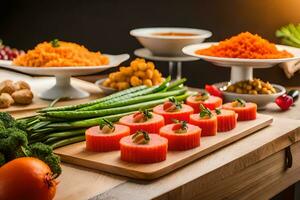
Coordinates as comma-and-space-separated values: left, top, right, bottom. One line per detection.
8, 76, 300, 200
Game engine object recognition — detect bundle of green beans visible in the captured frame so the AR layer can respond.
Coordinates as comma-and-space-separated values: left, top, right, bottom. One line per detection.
19, 77, 192, 149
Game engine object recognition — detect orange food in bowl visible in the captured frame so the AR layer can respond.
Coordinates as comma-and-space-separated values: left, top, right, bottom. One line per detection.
196, 32, 293, 59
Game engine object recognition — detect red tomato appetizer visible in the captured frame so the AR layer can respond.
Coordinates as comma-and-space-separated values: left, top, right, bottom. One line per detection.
222, 99, 257, 121
213, 108, 237, 132
189, 105, 217, 136
153, 97, 194, 124
86, 119, 130, 152
159, 120, 201, 151
186, 92, 222, 112
120, 131, 168, 163
119, 109, 164, 134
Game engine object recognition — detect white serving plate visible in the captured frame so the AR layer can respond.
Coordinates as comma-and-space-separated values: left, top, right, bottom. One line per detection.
0, 54, 129, 76
214, 82, 286, 109
0, 54, 129, 100
182, 43, 300, 82
182, 42, 300, 68
130, 27, 212, 56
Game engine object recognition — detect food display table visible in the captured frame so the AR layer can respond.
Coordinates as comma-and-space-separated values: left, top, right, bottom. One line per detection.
9, 78, 300, 200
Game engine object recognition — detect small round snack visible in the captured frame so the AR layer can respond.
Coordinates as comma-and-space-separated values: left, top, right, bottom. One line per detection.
213, 108, 237, 132
119, 110, 164, 134
0, 93, 14, 108
153, 97, 194, 124
189, 105, 217, 136
0, 80, 16, 94
14, 81, 31, 90
120, 131, 168, 163
186, 92, 222, 113
159, 120, 201, 151
86, 119, 130, 152
11, 89, 33, 105
222, 99, 257, 121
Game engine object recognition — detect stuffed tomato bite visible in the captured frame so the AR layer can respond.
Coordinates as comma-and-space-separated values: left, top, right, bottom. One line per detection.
189, 105, 217, 136
159, 120, 201, 151
119, 109, 164, 134
222, 98, 257, 121
213, 108, 237, 132
153, 97, 194, 124
120, 131, 168, 163
186, 92, 222, 113
86, 119, 130, 152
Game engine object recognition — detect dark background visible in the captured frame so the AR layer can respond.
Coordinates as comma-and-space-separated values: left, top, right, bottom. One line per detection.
1, 0, 300, 199
1, 0, 300, 87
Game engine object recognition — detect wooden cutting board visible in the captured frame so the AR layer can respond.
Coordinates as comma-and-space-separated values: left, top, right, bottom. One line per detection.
55, 113, 273, 180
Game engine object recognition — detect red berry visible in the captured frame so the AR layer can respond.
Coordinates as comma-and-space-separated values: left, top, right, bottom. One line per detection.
172, 123, 182, 131
205, 84, 223, 99
275, 94, 293, 110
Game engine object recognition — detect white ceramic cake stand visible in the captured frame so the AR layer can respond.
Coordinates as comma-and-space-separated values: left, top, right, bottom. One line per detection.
182, 42, 300, 82
0, 54, 129, 100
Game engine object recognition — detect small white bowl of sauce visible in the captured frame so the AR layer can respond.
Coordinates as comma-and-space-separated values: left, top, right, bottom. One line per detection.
130, 27, 212, 57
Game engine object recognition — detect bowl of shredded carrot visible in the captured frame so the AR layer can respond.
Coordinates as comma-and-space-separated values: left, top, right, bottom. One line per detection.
182, 32, 300, 68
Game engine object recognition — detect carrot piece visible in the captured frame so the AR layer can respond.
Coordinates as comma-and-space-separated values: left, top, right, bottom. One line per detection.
120, 134, 168, 163
213, 109, 237, 132
189, 114, 217, 136
222, 102, 257, 121
186, 95, 222, 113
159, 123, 201, 150
119, 113, 164, 134
153, 104, 194, 124
86, 124, 130, 152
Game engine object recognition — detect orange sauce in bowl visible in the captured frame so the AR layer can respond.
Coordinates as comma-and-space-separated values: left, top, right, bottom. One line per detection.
153, 32, 198, 36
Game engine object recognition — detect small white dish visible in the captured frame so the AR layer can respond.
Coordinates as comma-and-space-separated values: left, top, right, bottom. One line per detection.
130, 27, 212, 56
0, 54, 129, 100
214, 82, 286, 109
95, 78, 117, 95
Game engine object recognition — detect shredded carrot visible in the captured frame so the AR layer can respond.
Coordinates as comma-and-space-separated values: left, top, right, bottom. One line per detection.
196, 32, 293, 59
13, 41, 109, 67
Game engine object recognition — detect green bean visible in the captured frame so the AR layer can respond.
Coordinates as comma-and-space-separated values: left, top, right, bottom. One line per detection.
79, 88, 186, 110
166, 78, 187, 91
50, 135, 85, 149
78, 76, 171, 111
39, 85, 148, 112
46, 97, 172, 119
46, 112, 136, 129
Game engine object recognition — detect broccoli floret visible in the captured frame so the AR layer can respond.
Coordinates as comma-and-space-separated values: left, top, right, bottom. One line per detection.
0, 127, 28, 161
28, 142, 62, 177
0, 152, 5, 166
0, 112, 16, 128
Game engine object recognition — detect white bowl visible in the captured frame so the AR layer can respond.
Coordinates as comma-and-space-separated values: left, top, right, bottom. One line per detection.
130, 27, 212, 56
95, 78, 117, 95
214, 82, 286, 109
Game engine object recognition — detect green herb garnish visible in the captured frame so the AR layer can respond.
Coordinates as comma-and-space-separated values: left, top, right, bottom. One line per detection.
172, 119, 188, 133
169, 97, 182, 110
141, 109, 153, 120
194, 92, 209, 101
215, 108, 221, 115
100, 119, 115, 132
234, 98, 246, 107
132, 130, 150, 144
199, 104, 213, 118
50, 39, 60, 47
